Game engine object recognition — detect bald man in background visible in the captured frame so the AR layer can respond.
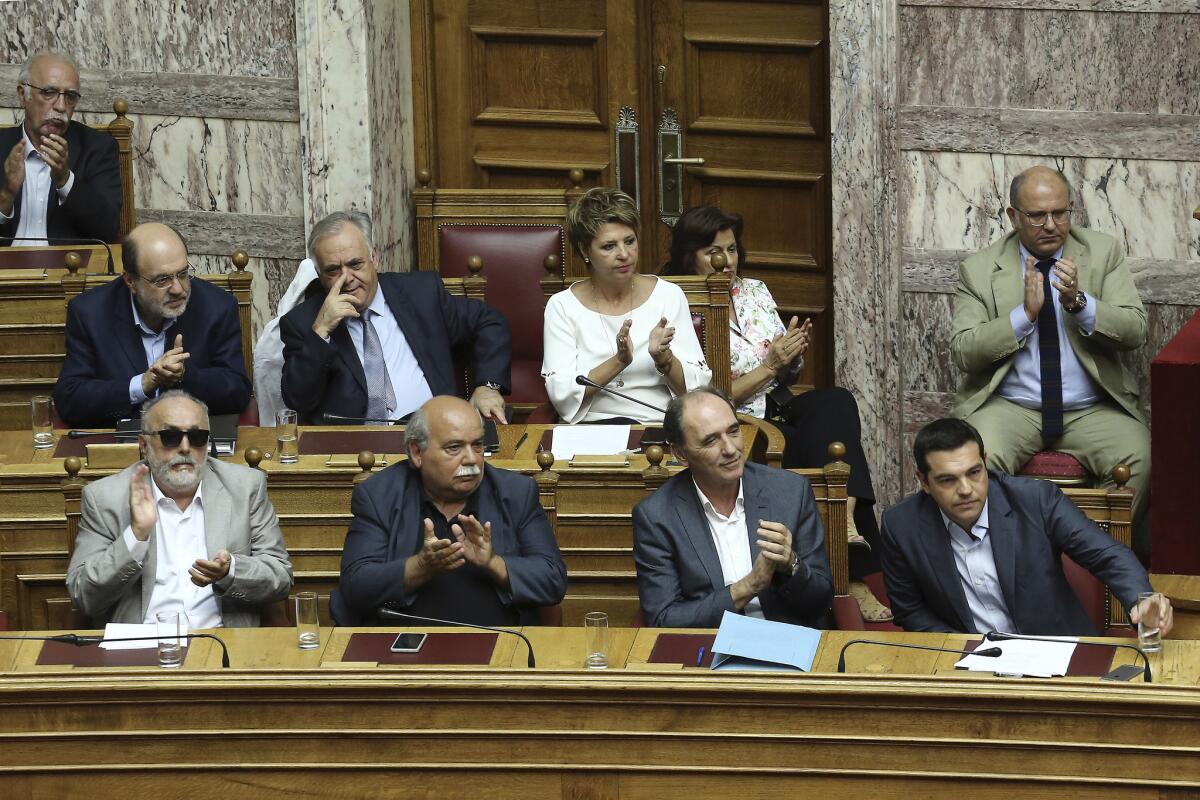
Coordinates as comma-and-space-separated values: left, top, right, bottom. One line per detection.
54, 222, 251, 426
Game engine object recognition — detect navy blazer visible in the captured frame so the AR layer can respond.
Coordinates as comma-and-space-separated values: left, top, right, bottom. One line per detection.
879, 470, 1151, 636
0, 120, 122, 244
53, 276, 251, 426
330, 462, 567, 626
633, 461, 834, 628
279, 271, 512, 424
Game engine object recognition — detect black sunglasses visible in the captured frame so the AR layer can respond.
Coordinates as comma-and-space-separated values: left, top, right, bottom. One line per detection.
144, 428, 210, 448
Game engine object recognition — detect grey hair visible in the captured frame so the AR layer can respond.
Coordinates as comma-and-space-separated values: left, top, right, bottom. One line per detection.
663, 385, 736, 446
18, 52, 80, 85
308, 210, 374, 258
140, 390, 210, 433
404, 408, 431, 452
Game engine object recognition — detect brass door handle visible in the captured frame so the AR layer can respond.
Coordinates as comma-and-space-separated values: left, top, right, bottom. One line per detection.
662, 156, 705, 166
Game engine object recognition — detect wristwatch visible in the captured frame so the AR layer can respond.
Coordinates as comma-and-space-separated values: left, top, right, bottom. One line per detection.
1063, 292, 1088, 315
787, 551, 800, 576
476, 381, 503, 393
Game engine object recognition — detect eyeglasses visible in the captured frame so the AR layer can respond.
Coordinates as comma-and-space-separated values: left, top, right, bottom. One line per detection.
135, 265, 195, 290
22, 82, 82, 106
1016, 207, 1074, 227
144, 428, 210, 448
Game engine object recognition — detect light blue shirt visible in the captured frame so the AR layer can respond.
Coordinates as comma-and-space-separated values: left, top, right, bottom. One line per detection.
343, 287, 432, 419
997, 243, 1102, 411
127, 294, 175, 405
0, 126, 76, 245
941, 501, 1016, 634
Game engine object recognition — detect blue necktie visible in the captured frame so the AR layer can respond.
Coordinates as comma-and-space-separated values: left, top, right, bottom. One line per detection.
362, 310, 396, 420
1035, 259, 1063, 440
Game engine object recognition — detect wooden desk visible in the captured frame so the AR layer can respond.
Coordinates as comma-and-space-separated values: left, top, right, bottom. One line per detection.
0, 628, 1196, 798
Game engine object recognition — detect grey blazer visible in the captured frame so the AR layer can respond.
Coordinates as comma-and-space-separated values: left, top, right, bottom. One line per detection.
66, 459, 293, 626
632, 461, 833, 628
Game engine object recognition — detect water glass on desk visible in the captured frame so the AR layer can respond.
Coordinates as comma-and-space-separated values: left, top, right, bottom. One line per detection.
295, 591, 320, 649
584, 611, 609, 669
1137, 591, 1164, 653
276, 408, 299, 464
156, 610, 185, 668
31, 395, 53, 450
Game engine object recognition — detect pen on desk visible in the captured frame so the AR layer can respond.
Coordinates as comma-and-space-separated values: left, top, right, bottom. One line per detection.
514, 431, 528, 453
696, 646, 706, 667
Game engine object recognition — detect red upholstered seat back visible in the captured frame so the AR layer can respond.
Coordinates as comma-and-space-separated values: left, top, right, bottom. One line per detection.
1018, 450, 1088, 480
1062, 553, 1107, 634
438, 225, 564, 404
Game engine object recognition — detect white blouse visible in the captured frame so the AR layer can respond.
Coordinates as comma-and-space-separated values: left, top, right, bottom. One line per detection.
542, 277, 712, 423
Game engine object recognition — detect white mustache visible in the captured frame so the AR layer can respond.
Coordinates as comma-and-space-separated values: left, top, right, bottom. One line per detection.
169, 455, 196, 468
454, 465, 481, 478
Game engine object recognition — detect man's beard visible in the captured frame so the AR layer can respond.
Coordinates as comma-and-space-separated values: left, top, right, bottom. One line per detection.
148, 451, 207, 494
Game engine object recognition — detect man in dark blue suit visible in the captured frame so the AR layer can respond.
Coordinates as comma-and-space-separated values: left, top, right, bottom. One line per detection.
280, 211, 511, 425
880, 417, 1171, 636
53, 222, 251, 427
633, 387, 833, 628
330, 396, 566, 626
0, 52, 121, 245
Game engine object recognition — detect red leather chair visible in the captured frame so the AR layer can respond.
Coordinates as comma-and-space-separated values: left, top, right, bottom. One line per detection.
1018, 450, 1088, 486
438, 224, 566, 416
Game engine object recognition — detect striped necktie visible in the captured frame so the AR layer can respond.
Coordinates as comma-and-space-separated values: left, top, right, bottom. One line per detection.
362, 309, 397, 420
1035, 259, 1063, 440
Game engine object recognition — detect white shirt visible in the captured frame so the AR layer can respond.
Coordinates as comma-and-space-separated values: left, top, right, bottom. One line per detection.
0, 126, 76, 245
542, 277, 711, 423
941, 501, 1016, 634
122, 479, 227, 629
694, 479, 763, 619
997, 243, 1102, 411
127, 293, 174, 404
343, 287, 432, 419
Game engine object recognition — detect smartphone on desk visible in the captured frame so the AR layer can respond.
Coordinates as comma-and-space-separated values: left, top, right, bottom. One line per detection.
389, 632, 428, 653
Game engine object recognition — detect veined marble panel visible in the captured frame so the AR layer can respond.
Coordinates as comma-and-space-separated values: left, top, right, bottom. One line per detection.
901, 152, 1200, 262
899, 7, 1200, 115
192, 253, 304, 340
830, 0, 904, 507
0, 1, 297, 78
901, 0, 1200, 11
137, 209, 305, 261
0, 110, 303, 217
902, 292, 958, 394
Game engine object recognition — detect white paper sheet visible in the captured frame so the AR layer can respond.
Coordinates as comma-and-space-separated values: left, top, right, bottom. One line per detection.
549, 424, 631, 459
98, 621, 190, 650
956, 636, 1076, 677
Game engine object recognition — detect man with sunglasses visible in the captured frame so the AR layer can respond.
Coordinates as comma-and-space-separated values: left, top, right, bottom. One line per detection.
950, 166, 1150, 551
53, 222, 252, 426
0, 51, 122, 245
67, 391, 293, 627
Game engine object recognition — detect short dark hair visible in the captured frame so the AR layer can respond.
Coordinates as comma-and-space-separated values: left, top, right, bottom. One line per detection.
122, 223, 189, 275
663, 205, 746, 276
1009, 168, 1071, 209
912, 417, 986, 475
664, 385, 737, 446
565, 187, 640, 260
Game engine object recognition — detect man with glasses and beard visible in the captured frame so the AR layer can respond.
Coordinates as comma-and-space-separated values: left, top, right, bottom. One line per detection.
330, 395, 566, 626
951, 166, 1151, 552
0, 51, 122, 245
53, 221, 251, 426
67, 391, 293, 627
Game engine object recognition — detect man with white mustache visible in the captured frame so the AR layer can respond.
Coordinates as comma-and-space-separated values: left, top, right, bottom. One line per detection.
67, 391, 293, 627
0, 51, 122, 245
331, 396, 567, 626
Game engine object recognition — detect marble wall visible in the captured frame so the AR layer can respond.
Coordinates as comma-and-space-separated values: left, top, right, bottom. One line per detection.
831, 0, 1200, 502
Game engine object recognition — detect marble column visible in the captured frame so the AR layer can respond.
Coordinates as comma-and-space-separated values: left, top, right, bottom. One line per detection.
829, 0, 904, 506
295, 0, 415, 272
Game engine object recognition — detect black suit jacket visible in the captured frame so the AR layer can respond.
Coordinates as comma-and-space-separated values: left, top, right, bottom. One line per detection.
279, 271, 512, 424
0, 121, 122, 244
632, 461, 834, 628
53, 276, 251, 426
330, 462, 567, 626
879, 470, 1151, 636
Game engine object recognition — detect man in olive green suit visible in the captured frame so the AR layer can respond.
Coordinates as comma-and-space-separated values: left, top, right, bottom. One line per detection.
950, 166, 1149, 544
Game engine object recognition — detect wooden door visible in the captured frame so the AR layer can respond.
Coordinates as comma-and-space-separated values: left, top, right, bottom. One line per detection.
412, 0, 832, 386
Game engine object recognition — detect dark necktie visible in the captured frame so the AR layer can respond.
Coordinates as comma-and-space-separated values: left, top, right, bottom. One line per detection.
362, 310, 397, 420
1035, 259, 1063, 440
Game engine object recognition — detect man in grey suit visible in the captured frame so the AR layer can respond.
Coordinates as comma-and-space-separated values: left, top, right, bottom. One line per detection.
633, 386, 833, 628
879, 417, 1171, 637
67, 390, 293, 627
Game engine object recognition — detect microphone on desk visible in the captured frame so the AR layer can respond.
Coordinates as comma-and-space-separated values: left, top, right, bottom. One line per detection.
574, 374, 666, 415
320, 412, 406, 425
0, 632, 231, 668
984, 630, 1152, 683
377, 606, 536, 668
836, 639, 1002, 673
67, 430, 139, 439
0, 235, 117, 274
